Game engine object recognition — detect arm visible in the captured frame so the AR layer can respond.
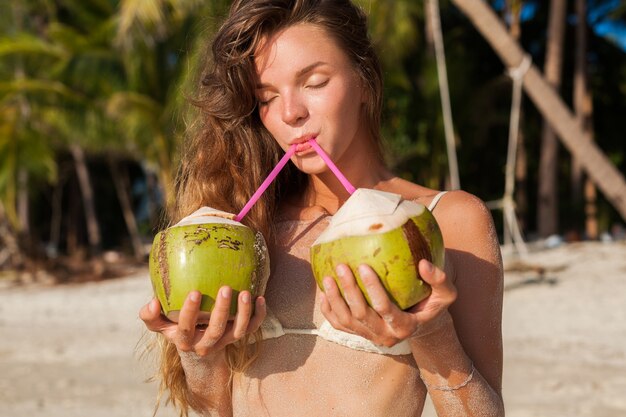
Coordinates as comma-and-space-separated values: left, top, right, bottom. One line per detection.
140, 288, 267, 416
410, 191, 504, 416
319, 190, 504, 416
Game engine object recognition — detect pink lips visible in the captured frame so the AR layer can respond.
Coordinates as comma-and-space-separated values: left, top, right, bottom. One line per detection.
292, 137, 316, 154
295, 142, 312, 153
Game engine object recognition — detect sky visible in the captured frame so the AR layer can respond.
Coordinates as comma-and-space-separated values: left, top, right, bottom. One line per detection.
492, 0, 626, 51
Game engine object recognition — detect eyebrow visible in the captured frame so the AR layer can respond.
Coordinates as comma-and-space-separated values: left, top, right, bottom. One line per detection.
256, 61, 328, 89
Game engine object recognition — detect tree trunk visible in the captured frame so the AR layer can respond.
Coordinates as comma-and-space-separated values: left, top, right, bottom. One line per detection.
572, 0, 598, 239
48, 179, 63, 258
0, 202, 23, 269
108, 158, 145, 261
538, 0, 567, 237
16, 168, 33, 257
451, 0, 626, 224
69, 144, 102, 257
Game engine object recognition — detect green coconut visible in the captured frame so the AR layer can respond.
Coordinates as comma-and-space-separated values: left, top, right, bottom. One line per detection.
149, 207, 270, 322
310, 188, 444, 310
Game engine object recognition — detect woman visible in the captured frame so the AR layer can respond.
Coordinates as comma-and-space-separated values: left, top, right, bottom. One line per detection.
140, 0, 505, 416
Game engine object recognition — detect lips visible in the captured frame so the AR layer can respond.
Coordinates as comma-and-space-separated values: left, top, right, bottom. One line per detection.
295, 142, 312, 153
290, 136, 317, 155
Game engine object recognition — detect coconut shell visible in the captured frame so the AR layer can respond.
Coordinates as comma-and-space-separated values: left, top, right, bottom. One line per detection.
149, 208, 269, 322
310, 189, 444, 310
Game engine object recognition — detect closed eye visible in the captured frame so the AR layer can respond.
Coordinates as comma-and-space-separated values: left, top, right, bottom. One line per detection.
258, 96, 277, 106
306, 79, 329, 89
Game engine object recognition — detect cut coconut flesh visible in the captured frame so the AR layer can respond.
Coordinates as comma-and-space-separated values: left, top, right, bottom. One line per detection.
313, 188, 427, 244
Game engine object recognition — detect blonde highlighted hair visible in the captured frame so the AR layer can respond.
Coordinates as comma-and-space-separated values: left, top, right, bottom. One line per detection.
148, 0, 385, 415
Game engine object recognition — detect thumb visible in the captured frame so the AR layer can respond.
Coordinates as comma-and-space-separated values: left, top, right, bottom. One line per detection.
418, 259, 445, 286
139, 298, 171, 333
419, 259, 457, 300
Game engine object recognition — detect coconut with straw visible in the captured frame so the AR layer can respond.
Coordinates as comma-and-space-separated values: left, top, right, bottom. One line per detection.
148, 147, 296, 322
307, 140, 445, 310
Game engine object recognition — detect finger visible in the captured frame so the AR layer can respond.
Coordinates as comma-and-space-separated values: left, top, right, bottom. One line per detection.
336, 264, 369, 321
139, 298, 172, 333
357, 264, 396, 316
176, 291, 203, 350
319, 292, 355, 334
231, 291, 253, 340
198, 286, 232, 352
246, 296, 267, 334
419, 259, 457, 303
321, 275, 353, 327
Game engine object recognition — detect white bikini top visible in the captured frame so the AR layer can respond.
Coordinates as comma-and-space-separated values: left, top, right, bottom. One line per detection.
254, 191, 448, 356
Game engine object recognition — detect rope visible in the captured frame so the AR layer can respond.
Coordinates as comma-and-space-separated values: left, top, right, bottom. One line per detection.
427, 0, 460, 190
487, 54, 532, 257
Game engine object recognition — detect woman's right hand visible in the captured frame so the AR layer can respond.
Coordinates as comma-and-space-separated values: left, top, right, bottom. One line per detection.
139, 286, 267, 356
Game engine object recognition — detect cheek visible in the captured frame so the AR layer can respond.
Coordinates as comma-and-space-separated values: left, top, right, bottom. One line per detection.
258, 107, 277, 135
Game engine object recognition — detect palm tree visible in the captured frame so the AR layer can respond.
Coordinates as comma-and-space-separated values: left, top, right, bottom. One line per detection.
0, 1, 61, 264
571, 0, 598, 239
111, 0, 232, 209
537, 0, 567, 238
451, 0, 626, 224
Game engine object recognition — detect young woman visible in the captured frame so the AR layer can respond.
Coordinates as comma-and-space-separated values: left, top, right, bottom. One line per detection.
140, 0, 505, 416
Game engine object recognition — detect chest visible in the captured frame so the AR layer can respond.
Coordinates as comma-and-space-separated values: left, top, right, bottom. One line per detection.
264, 217, 329, 328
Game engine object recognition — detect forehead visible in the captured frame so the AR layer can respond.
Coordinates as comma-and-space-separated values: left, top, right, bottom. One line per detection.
254, 23, 352, 80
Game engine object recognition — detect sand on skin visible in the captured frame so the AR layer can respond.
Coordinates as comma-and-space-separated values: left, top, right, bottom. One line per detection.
0, 240, 625, 417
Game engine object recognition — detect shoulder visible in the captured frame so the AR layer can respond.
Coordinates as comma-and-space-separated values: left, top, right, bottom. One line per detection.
430, 190, 497, 250
433, 190, 502, 283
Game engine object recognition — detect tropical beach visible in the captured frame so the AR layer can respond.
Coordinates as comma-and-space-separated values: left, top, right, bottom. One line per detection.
1, 239, 625, 417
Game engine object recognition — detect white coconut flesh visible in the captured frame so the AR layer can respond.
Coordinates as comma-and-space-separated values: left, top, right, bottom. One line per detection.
174, 206, 242, 227
313, 188, 427, 245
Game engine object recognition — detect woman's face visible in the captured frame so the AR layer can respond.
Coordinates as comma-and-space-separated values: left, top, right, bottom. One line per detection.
254, 23, 369, 174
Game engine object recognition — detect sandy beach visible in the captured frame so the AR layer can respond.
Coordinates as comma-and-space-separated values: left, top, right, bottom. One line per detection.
1, 240, 625, 417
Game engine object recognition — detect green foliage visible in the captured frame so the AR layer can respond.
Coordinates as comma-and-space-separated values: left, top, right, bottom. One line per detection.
0, 0, 624, 251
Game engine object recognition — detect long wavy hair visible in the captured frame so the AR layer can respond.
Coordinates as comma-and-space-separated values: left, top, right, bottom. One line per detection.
149, 0, 384, 415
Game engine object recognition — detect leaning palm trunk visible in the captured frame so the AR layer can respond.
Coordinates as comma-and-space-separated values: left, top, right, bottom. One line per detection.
451, 0, 626, 223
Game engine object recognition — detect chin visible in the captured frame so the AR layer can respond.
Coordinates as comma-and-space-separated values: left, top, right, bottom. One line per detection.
292, 157, 329, 175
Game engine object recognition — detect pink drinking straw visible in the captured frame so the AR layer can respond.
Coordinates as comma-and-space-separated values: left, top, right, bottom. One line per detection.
235, 145, 297, 222
308, 138, 356, 195
235, 139, 356, 222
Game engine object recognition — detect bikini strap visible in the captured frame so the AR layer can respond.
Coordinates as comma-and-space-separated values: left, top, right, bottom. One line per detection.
427, 191, 448, 212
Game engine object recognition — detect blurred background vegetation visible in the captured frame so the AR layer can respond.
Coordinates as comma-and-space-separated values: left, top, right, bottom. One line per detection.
0, 0, 624, 282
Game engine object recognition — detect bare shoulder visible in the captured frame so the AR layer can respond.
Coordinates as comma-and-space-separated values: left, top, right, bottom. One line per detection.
433, 189, 503, 281
430, 190, 495, 241
380, 178, 498, 255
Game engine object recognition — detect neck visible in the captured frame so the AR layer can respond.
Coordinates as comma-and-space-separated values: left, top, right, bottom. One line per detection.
302, 145, 394, 214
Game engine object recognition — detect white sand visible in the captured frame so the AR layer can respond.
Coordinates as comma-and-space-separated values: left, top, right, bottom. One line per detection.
1, 240, 625, 417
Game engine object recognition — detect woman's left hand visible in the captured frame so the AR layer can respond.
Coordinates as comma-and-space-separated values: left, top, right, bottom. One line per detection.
319, 259, 457, 347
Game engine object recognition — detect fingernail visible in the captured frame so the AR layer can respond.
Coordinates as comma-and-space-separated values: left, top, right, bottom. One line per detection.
257, 297, 265, 307
189, 291, 201, 302
242, 292, 250, 304
148, 298, 158, 313
323, 277, 333, 291
358, 264, 369, 276
221, 286, 231, 299
424, 260, 434, 273
336, 265, 345, 277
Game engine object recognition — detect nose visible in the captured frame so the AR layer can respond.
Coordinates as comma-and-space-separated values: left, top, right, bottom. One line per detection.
281, 92, 308, 125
